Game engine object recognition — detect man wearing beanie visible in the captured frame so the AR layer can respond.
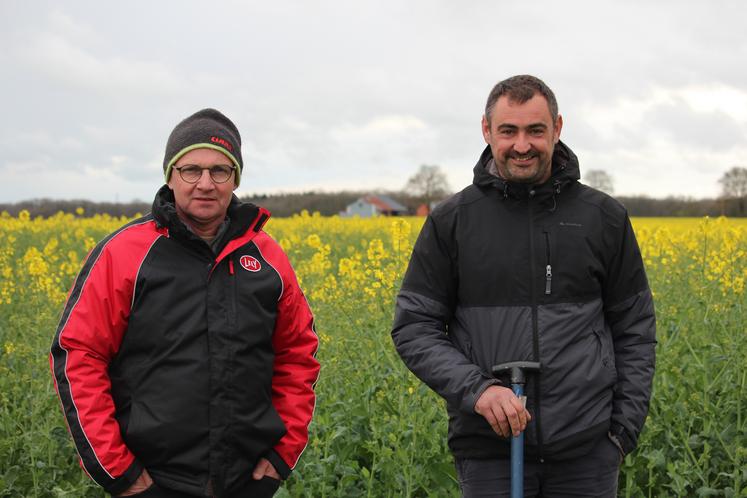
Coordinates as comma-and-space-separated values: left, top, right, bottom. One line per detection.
51, 109, 320, 497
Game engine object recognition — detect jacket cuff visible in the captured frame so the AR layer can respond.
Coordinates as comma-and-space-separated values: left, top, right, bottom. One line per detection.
265, 449, 292, 480
104, 459, 144, 496
609, 423, 635, 456
464, 378, 502, 414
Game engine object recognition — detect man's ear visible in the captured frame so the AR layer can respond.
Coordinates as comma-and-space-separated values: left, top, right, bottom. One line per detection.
553, 114, 563, 144
481, 114, 491, 143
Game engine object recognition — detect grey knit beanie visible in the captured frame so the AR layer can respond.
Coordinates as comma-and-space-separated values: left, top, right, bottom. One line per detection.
163, 108, 243, 186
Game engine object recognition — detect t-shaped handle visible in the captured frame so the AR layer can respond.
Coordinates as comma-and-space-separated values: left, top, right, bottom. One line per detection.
492, 361, 541, 386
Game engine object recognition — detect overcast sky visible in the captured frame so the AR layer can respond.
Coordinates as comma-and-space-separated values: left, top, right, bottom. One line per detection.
1, 1, 745, 203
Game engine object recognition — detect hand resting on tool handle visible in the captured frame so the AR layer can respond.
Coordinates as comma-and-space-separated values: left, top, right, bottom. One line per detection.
474, 385, 531, 438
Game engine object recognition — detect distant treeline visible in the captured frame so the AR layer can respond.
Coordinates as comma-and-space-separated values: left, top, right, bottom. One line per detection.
241, 191, 423, 217
0, 198, 151, 218
1, 192, 745, 218
618, 196, 745, 217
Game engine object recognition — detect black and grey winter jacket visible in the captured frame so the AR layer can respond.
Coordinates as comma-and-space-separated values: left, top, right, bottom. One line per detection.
392, 142, 656, 461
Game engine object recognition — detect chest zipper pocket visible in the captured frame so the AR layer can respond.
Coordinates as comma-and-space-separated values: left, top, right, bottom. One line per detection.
543, 231, 552, 295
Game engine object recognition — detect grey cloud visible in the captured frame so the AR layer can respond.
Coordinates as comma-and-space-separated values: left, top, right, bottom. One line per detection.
643, 99, 745, 150
2, 1, 747, 201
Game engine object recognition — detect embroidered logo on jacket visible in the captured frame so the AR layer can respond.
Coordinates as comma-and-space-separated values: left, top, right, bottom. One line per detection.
239, 255, 261, 272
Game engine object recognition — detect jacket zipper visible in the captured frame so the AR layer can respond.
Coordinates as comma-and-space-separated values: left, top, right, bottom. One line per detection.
543, 231, 552, 295
229, 257, 237, 320
527, 191, 544, 461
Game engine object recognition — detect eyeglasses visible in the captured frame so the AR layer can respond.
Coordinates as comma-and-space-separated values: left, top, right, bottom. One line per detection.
173, 164, 235, 184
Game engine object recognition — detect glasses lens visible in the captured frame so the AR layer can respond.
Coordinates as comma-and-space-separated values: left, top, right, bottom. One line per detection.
180, 166, 203, 183
209, 165, 233, 183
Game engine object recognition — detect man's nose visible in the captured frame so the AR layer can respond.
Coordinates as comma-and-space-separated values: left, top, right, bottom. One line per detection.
513, 133, 531, 154
196, 169, 215, 189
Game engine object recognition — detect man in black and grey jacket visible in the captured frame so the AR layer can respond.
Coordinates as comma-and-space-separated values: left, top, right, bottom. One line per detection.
392, 75, 656, 497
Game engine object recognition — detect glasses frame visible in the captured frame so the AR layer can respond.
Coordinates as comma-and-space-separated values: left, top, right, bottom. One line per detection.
173, 164, 236, 184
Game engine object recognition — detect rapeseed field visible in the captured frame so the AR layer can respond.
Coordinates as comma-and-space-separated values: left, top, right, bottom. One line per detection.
1, 211, 745, 496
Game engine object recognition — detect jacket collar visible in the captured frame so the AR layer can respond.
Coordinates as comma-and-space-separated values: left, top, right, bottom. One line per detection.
151, 185, 267, 246
472, 140, 581, 200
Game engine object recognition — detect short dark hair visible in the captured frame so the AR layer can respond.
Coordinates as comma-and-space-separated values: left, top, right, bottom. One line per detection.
484, 75, 558, 124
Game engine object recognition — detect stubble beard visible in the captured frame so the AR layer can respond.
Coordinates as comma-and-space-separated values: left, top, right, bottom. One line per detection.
497, 154, 551, 185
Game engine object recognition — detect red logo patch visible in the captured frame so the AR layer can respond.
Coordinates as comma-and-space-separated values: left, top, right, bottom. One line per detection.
239, 255, 261, 272
210, 136, 234, 152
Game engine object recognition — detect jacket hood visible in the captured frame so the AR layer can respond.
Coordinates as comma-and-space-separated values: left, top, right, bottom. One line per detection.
151, 184, 265, 243
472, 140, 581, 200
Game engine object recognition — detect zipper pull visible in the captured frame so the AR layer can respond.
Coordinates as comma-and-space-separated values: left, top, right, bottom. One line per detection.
545, 264, 552, 295
229, 259, 235, 275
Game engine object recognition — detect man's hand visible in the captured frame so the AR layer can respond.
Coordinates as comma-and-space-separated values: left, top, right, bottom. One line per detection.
474, 385, 531, 438
252, 458, 280, 481
118, 469, 153, 496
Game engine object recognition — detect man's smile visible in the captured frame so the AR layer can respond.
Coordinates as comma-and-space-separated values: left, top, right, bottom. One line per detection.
509, 152, 538, 166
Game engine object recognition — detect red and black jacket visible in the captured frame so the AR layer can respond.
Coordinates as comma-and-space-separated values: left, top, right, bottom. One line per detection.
50, 186, 319, 496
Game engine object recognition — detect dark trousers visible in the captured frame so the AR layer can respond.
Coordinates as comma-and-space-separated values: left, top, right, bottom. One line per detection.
455, 435, 622, 498
122, 477, 281, 498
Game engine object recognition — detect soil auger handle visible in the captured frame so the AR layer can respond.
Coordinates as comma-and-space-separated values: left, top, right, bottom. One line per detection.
491, 361, 541, 498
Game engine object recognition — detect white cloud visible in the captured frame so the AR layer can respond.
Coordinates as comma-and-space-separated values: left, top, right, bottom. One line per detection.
109, 155, 129, 168
576, 138, 747, 198
576, 84, 747, 138
674, 84, 747, 123
0, 130, 83, 154
330, 115, 428, 140
567, 83, 747, 197
2, 2, 747, 202
23, 33, 184, 96
46, 9, 100, 46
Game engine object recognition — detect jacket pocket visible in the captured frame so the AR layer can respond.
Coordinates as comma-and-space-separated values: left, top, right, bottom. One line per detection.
449, 326, 474, 362
592, 328, 617, 382
124, 400, 144, 448
462, 336, 473, 361
124, 400, 170, 460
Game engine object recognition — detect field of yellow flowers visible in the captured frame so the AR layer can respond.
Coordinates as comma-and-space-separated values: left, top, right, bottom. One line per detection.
1, 211, 746, 497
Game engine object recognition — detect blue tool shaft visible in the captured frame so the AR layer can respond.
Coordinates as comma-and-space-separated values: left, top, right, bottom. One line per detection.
511, 383, 524, 498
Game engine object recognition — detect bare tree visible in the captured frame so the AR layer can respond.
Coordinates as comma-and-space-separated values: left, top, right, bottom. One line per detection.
719, 166, 747, 215
719, 167, 747, 198
404, 164, 451, 208
584, 169, 614, 194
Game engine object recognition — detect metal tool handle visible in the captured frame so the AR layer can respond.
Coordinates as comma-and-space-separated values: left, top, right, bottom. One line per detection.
511, 382, 525, 498
491, 361, 541, 498
492, 361, 541, 385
